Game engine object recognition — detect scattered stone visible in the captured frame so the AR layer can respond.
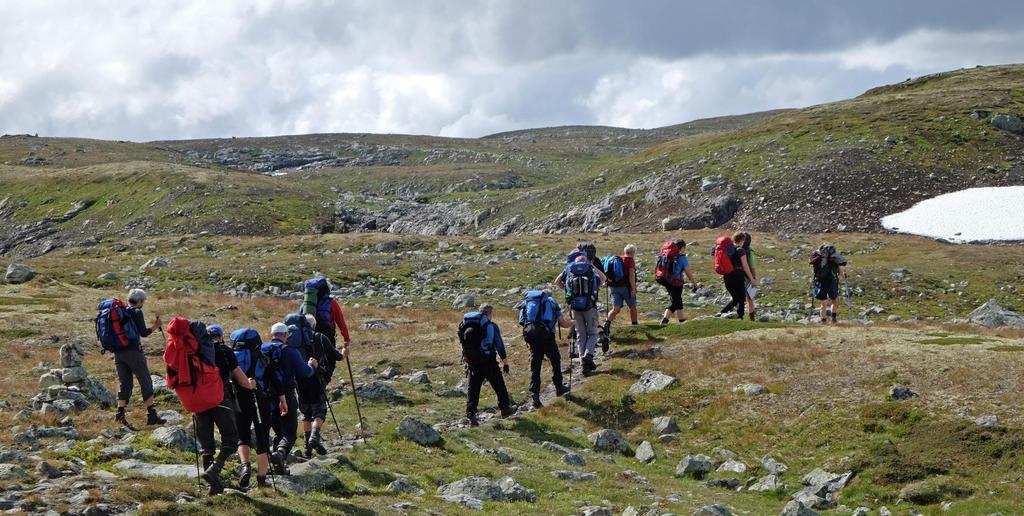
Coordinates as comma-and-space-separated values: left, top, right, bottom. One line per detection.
967, 299, 1024, 328
889, 385, 918, 401
975, 415, 999, 427
651, 416, 679, 434
158, 410, 184, 425
114, 459, 197, 478
541, 441, 575, 455
439, 493, 484, 510
150, 426, 195, 451
97, 272, 119, 281
579, 506, 611, 516
780, 500, 820, 516
452, 294, 476, 309
694, 504, 733, 516
380, 367, 401, 379
990, 113, 1024, 135
621, 469, 649, 484
497, 476, 536, 502
288, 460, 342, 491
733, 383, 767, 396
552, 470, 596, 481
713, 447, 737, 460
393, 502, 418, 510
635, 441, 655, 463
356, 381, 398, 400
717, 459, 747, 473
139, 257, 169, 272
658, 434, 676, 443
707, 478, 741, 490
438, 476, 505, 502
35, 460, 63, 479
4, 263, 36, 284
0, 463, 29, 480
675, 454, 714, 478
562, 453, 586, 466
629, 370, 678, 394
387, 478, 426, 495
397, 416, 442, 446
363, 319, 397, 330
100, 444, 135, 459
588, 429, 630, 455
762, 455, 789, 475
749, 474, 784, 492
408, 371, 430, 385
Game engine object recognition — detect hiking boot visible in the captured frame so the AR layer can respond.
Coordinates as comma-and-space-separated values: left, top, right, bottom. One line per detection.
146, 408, 165, 426
555, 384, 571, 396
748, 311, 756, 321
467, 414, 480, 427
532, 396, 543, 409
602, 319, 612, 336
569, 350, 579, 359
238, 463, 252, 490
831, 312, 838, 323
500, 407, 516, 418
582, 357, 597, 372
115, 409, 136, 430
631, 321, 638, 325
314, 442, 327, 456
256, 475, 271, 489
269, 451, 288, 476
202, 460, 225, 496
661, 317, 669, 325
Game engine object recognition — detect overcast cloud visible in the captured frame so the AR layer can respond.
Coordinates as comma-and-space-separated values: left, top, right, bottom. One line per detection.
1, 0, 1022, 141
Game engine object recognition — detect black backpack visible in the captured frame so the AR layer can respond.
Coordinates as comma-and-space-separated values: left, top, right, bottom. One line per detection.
458, 312, 488, 364
814, 245, 839, 281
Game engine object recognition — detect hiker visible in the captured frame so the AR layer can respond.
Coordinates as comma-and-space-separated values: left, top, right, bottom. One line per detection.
555, 255, 605, 374
230, 327, 282, 490
293, 314, 340, 458
655, 240, 699, 324
113, 289, 165, 427
191, 323, 254, 495
518, 290, 573, 408
567, 241, 601, 269
604, 244, 639, 331
715, 232, 758, 319
459, 304, 514, 426
741, 232, 759, 321
301, 277, 352, 356
810, 244, 849, 323
264, 322, 318, 474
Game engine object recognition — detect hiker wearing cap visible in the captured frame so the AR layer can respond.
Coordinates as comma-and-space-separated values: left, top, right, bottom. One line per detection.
518, 290, 573, 408
810, 244, 849, 323
458, 304, 514, 426
263, 322, 318, 474
555, 255, 605, 374
114, 289, 165, 427
191, 323, 254, 495
605, 244, 639, 330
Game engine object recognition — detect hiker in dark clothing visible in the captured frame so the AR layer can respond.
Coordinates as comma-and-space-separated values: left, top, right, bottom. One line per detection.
741, 232, 759, 321
297, 314, 341, 458
462, 304, 514, 426
720, 232, 758, 319
519, 290, 574, 408
230, 327, 282, 490
810, 244, 849, 323
265, 322, 318, 474
194, 324, 253, 495
114, 288, 165, 427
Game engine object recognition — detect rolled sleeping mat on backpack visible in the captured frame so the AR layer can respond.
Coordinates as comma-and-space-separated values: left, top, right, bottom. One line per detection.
303, 287, 318, 316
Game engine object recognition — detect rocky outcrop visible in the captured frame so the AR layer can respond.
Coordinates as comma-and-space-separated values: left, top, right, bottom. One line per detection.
33, 342, 116, 415
967, 299, 1024, 328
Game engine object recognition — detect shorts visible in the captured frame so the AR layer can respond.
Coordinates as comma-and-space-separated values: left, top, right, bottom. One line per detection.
299, 399, 328, 422
814, 281, 839, 300
610, 286, 637, 308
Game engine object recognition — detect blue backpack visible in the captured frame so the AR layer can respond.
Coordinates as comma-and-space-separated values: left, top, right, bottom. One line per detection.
601, 254, 626, 287
301, 278, 334, 336
458, 312, 489, 363
519, 291, 556, 329
259, 341, 287, 391
95, 298, 140, 352
285, 313, 313, 360
565, 262, 598, 311
230, 328, 275, 398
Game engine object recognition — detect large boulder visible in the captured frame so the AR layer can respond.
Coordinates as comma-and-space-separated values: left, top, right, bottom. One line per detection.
629, 370, 678, 394
651, 416, 680, 434
437, 476, 505, 502
4, 263, 35, 284
587, 429, 630, 455
288, 460, 342, 491
150, 426, 195, 451
990, 113, 1024, 134
967, 299, 1024, 328
114, 459, 197, 478
635, 441, 655, 464
675, 454, 715, 478
397, 416, 442, 446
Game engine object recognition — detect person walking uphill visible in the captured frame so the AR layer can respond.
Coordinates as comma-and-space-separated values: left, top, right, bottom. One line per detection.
301, 277, 352, 357
459, 304, 514, 427
263, 322, 318, 474
519, 290, 573, 408
655, 240, 699, 324
741, 232, 759, 321
556, 255, 606, 375
230, 327, 283, 490
108, 289, 165, 428
810, 244, 849, 323
715, 232, 758, 319
604, 244, 639, 331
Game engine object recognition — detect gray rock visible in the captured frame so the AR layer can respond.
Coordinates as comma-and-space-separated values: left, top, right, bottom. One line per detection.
392, 502, 418, 510
579, 507, 612, 516
408, 371, 430, 385
356, 381, 398, 400
271, 476, 306, 494
387, 478, 425, 496
792, 488, 834, 510
780, 500, 819, 516
82, 377, 116, 408
990, 113, 1024, 134
139, 257, 170, 272
59, 342, 85, 368
562, 453, 586, 466
150, 374, 168, 393
438, 476, 505, 502
552, 470, 597, 481
676, 454, 714, 478
762, 455, 789, 474
158, 410, 184, 425
97, 272, 119, 281
802, 468, 840, 488
629, 370, 678, 394
100, 444, 134, 459
701, 175, 723, 191
588, 429, 630, 455
541, 441, 575, 455
439, 493, 484, 510
707, 478, 741, 490
651, 415, 680, 434
452, 294, 476, 309
114, 459, 197, 478
889, 385, 918, 401
35, 460, 63, 479
733, 383, 767, 396
61, 366, 88, 384
4, 263, 36, 284
967, 299, 1024, 328
694, 504, 733, 516
380, 367, 401, 379
497, 476, 536, 502
749, 474, 784, 492
363, 319, 397, 330
0, 463, 28, 480
717, 459, 747, 473
150, 426, 195, 451
635, 441, 655, 464
852, 508, 870, 516
975, 415, 999, 427
397, 416, 442, 446
288, 460, 341, 490
39, 371, 63, 389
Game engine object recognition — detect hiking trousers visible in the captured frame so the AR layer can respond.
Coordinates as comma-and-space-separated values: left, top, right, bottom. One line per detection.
235, 391, 272, 455
113, 348, 154, 402
466, 357, 511, 417
270, 389, 299, 458
195, 395, 240, 462
572, 308, 600, 359
721, 272, 747, 318
661, 283, 685, 312
526, 331, 563, 397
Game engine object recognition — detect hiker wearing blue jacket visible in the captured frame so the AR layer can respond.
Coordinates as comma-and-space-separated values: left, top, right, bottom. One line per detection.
459, 304, 514, 426
519, 290, 573, 408
263, 322, 318, 474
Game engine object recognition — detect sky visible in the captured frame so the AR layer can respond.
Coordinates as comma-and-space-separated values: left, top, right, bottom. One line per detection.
1, 0, 1023, 141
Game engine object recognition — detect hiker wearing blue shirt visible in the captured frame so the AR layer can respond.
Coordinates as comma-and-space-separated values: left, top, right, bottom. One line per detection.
263, 322, 318, 474
458, 304, 514, 426
519, 290, 573, 408
555, 255, 606, 374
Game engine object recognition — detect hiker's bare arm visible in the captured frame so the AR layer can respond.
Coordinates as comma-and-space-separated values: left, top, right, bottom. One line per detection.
593, 266, 607, 283
685, 268, 698, 286
741, 256, 758, 287
231, 367, 254, 389
629, 268, 637, 293
558, 316, 574, 328
554, 272, 565, 289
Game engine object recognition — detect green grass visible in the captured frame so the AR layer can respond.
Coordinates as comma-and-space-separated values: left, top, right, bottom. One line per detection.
915, 336, 991, 346
989, 345, 1024, 352
0, 328, 41, 338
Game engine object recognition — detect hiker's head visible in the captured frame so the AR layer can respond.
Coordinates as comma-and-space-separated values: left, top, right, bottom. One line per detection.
270, 322, 288, 340
574, 255, 588, 263
207, 324, 223, 341
742, 232, 752, 250
305, 314, 317, 330
624, 244, 636, 257
732, 231, 746, 246
673, 239, 686, 251
127, 289, 147, 307
479, 304, 494, 317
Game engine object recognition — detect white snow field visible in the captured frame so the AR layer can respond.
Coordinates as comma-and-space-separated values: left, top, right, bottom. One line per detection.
881, 186, 1024, 243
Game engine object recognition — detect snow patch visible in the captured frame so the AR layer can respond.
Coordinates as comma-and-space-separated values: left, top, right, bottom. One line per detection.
881, 187, 1024, 243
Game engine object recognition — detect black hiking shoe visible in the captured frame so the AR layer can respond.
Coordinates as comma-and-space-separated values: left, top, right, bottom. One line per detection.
203, 460, 225, 496
569, 351, 579, 359
582, 357, 597, 372
532, 397, 543, 409
238, 463, 252, 490
314, 443, 327, 456
146, 408, 165, 426
269, 451, 288, 476
467, 414, 480, 427
256, 475, 271, 489
555, 384, 571, 396
602, 319, 612, 336
115, 409, 136, 430
599, 333, 611, 355
831, 312, 838, 323
307, 430, 325, 456
500, 406, 516, 418
661, 317, 669, 325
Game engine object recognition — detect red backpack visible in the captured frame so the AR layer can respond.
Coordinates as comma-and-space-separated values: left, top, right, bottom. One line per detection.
655, 241, 679, 285
713, 236, 736, 276
163, 317, 224, 414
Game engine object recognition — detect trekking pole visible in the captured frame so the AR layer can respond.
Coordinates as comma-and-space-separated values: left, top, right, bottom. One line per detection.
190, 414, 202, 496
344, 355, 366, 437
317, 373, 344, 438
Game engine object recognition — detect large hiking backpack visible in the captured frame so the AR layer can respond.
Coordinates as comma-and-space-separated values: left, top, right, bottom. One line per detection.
163, 317, 224, 414
565, 261, 597, 311
601, 254, 627, 287
812, 245, 843, 282
301, 277, 334, 340
260, 340, 288, 390
519, 290, 556, 341
566, 242, 598, 264
655, 241, 679, 286
95, 298, 140, 353
230, 328, 276, 399
713, 236, 736, 276
285, 312, 315, 361
458, 312, 489, 364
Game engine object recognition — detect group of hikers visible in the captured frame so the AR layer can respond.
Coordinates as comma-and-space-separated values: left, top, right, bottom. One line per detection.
96, 235, 849, 495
